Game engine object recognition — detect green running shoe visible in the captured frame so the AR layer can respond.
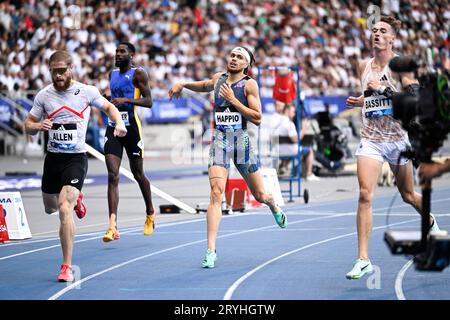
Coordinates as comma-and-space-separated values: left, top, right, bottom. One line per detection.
202, 249, 217, 268
273, 210, 287, 228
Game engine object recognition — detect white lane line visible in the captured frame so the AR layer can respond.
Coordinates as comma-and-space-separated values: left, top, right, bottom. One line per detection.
395, 259, 414, 300
0, 218, 205, 260
7, 193, 449, 248
31, 217, 147, 236
0, 227, 138, 247
0, 217, 205, 247
0, 227, 140, 261
278, 194, 450, 212
5, 196, 440, 258
48, 212, 358, 300
223, 217, 420, 300
284, 212, 450, 216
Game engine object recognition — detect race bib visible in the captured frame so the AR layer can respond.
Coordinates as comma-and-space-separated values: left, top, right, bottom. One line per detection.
49, 123, 77, 151
108, 111, 130, 126
215, 112, 242, 129
364, 94, 393, 118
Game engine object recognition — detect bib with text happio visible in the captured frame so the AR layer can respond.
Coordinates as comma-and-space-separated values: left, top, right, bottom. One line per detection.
215, 112, 242, 130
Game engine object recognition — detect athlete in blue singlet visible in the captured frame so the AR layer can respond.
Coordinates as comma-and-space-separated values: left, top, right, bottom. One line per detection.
102, 42, 155, 242
169, 46, 287, 268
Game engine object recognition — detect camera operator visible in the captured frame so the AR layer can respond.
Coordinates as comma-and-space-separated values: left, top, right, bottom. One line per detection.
345, 15, 441, 280
418, 158, 450, 180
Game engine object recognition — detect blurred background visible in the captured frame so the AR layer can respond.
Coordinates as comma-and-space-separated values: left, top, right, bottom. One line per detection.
0, 0, 448, 173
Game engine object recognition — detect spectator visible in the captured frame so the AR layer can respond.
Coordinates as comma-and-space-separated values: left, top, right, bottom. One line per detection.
274, 103, 320, 181
0, 0, 447, 99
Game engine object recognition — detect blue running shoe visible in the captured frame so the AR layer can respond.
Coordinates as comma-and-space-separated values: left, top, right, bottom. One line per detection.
273, 210, 287, 228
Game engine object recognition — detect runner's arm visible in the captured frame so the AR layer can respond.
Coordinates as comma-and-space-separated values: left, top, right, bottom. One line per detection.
169, 72, 222, 99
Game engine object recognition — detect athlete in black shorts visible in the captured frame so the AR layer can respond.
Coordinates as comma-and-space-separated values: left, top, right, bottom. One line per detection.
102, 42, 155, 242
24, 50, 127, 281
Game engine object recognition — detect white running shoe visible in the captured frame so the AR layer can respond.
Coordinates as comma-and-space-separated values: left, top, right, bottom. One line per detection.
346, 259, 373, 280
306, 174, 321, 182
430, 213, 440, 233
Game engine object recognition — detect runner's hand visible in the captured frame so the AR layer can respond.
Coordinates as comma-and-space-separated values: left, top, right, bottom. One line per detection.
367, 79, 381, 91
40, 118, 53, 131
111, 97, 129, 106
169, 83, 184, 100
114, 123, 127, 137
346, 96, 363, 108
219, 83, 236, 102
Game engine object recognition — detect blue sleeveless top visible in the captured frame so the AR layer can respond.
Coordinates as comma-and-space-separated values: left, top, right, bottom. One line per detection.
109, 67, 141, 127
213, 73, 251, 131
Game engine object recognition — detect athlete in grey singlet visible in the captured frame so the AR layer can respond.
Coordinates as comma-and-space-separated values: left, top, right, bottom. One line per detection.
169, 47, 287, 269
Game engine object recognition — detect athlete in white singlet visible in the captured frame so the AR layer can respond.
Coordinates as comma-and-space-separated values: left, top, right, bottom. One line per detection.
24, 51, 127, 282
345, 16, 440, 279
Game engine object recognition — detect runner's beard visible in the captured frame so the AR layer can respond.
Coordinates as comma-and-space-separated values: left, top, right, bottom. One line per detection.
227, 65, 244, 74
53, 76, 71, 91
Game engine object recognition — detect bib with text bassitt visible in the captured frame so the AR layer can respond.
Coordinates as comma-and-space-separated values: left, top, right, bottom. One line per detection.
49, 123, 77, 151
108, 111, 130, 126
364, 94, 393, 118
215, 112, 242, 129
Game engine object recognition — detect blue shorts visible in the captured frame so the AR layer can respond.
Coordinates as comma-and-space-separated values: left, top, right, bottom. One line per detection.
208, 129, 260, 176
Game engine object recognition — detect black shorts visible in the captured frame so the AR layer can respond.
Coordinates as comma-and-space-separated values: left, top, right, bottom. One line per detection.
104, 124, 144, 159
41, 152, 88, 194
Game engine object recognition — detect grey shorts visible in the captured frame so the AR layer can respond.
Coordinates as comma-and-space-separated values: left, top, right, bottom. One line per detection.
208, 129, 260, 176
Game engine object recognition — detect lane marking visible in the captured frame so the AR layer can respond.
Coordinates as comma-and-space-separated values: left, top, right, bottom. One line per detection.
395, 259, 414, 300
48, 212, 358, 300
223, 218, 420, 300
0, 218, 204, 260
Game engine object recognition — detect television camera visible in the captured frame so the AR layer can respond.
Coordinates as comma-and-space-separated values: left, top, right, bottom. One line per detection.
384, 55, 450, 271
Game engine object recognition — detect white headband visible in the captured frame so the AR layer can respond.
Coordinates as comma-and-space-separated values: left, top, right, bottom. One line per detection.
231, 47, 251, 64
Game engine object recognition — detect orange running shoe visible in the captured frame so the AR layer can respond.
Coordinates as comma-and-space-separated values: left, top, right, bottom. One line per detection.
102, 227, 120, 242
143, 214, 155, 236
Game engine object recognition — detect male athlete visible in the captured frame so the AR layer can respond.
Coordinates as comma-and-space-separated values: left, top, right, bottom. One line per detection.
102, 42, 155, 242
345, 16, 440, 279
24, 51, 127, 282
169, 46, 287, 268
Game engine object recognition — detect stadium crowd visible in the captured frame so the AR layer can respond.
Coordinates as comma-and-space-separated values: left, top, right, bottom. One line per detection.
0, 0, 449, 99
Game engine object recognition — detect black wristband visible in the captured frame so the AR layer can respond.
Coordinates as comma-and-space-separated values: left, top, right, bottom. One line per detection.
381, 86, 394, 98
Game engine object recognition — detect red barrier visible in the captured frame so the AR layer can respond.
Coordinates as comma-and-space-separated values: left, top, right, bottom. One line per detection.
0, 205, 10, 244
